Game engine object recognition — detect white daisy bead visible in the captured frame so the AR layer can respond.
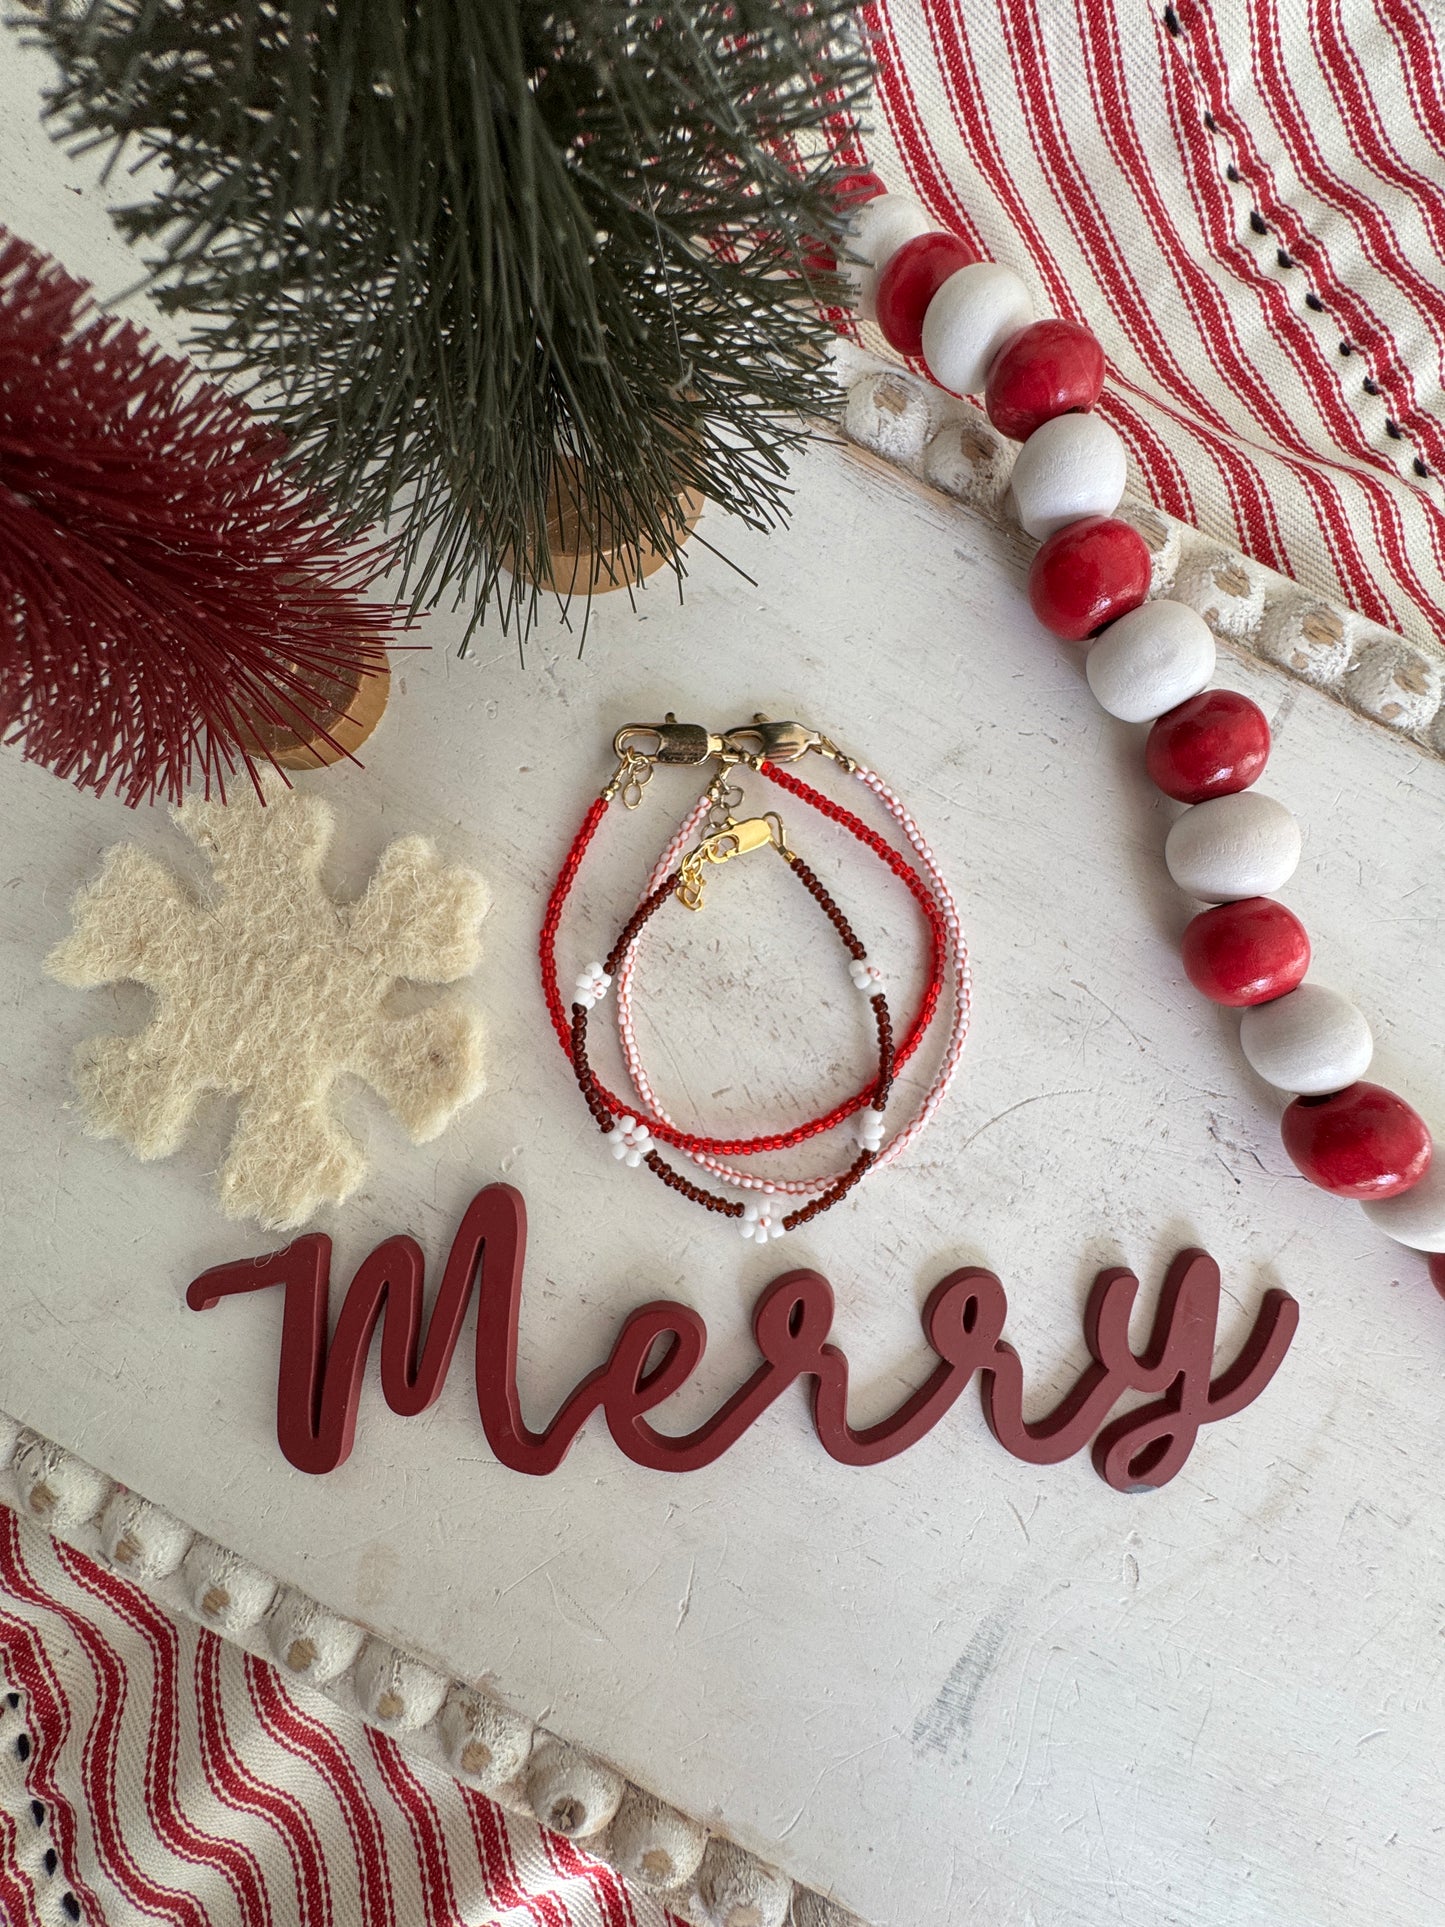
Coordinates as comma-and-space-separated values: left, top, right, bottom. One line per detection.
741, 1200, 787, 1243
849, 957, 885, 994
606, 1115, 653, 1167
855, 1107, 886, 1153
574, 963, 612, 1009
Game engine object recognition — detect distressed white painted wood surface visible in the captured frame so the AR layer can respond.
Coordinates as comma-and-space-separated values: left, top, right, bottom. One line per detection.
6, 44, 1445, 1927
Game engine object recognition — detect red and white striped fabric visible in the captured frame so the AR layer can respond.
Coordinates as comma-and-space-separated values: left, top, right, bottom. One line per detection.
0, 1508, 667, 1927
854, 0, 1445, 650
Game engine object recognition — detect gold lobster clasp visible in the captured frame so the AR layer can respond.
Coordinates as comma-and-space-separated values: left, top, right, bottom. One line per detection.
606, 716, 728, 808
676, 815, 782, 911
613, 717, 725, 766
720, 714, 855, 771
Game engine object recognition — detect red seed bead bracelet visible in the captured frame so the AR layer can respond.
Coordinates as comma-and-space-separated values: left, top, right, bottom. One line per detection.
848, 186, 1439, 1263
568, 820, 895, 1238
541, 726, 947, 1157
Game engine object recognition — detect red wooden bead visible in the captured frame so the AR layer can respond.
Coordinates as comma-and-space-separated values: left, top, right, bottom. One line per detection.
1179, 897, 1310, 1007
1146, 689, 1271, 803
804, 171, 887, 272
985, 319, 1106, 440
876, 231, 978, 356
1281, 1083, 1433, 1200
1027, 516, 1152, 642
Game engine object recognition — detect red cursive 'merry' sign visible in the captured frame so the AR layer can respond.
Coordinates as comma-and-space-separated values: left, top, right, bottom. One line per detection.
187, 1184, 1299, 1492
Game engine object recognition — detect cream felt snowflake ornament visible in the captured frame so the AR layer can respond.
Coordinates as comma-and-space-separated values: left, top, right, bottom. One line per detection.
45, 776, 488, 1230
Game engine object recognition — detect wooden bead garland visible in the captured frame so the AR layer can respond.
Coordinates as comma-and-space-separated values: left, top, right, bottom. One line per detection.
848, 177, 1438, 1270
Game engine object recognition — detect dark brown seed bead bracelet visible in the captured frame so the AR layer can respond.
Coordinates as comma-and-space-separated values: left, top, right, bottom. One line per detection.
570, 848, 896, 1233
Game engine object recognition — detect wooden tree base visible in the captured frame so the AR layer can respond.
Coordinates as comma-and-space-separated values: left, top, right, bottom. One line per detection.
237, 656, 391, 770
506, 457, 705, 597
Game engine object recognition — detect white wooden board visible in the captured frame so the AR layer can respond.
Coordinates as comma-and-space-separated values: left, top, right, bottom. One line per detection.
6, 44, 1445, 1927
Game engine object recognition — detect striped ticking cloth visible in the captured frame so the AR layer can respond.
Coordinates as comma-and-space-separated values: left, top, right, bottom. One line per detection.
0, 1509, 665, 1927
853, 0, 1445, 651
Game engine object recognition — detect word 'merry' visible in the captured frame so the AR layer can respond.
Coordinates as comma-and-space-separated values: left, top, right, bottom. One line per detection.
187, 1184, 1298, 1492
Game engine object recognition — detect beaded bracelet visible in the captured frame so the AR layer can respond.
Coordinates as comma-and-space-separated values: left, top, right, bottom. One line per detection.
613, 753, 972, 1200
541, 721, 950, 1157
568, 816, 895, 1239
849, 183, 1444, 1279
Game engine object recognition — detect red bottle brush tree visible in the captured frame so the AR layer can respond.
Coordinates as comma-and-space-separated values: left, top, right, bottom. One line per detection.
0, 228, 408, 807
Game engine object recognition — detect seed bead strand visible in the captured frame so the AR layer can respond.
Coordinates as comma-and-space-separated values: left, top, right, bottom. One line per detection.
541, 794, 610, 1059
569, 852, 894, 1234
616, 757, 970, 1198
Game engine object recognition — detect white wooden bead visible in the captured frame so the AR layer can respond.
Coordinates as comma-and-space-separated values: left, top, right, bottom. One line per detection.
1084, 599, 1216, 723
789, 1894, 868, 1927
11, 1434, 110, 1531
846, 192, 931, 271
1172, 544, 1268, 642
99, 1490, 194, 1579
1010, 412, 1127, 539
693, 1838, 793, 1927
921, 263, 1035, 397
606, 1788, 708, 1891
183, 1539, 278, 1632
1163, 791, 1301, 901
1238, 984, 1374, 1094
844, 371, 947, 471
352, 1638, 448, 1732
1344, 629, 1445, 732
525, 1735, 625, 1839
1363, 1152, 1445, 1250
265, 1587, 364, 1680
922, 416, 1011, 510
843, 194, 931, 320
438, 1687, 535, 1791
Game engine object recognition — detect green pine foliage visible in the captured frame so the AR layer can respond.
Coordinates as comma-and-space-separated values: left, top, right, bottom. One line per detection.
23, 0, 871, 641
